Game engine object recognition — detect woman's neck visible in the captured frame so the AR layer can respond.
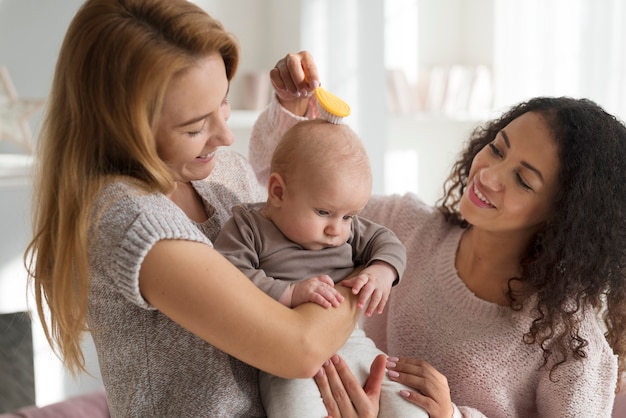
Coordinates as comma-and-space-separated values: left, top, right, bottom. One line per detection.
168, 181, 208, 223
455, 227, 531, 305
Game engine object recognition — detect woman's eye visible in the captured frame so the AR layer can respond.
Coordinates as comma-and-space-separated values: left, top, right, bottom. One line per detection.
516, 172, 532, 190
488, 142, 503, 157
188, 129, 203, 137
188, 121, 208, 137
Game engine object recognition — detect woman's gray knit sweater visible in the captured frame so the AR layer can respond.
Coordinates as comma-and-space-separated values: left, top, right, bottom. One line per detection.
87, 150, 266, 417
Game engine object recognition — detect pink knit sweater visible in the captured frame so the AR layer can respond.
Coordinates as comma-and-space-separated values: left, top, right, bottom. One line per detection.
249, 95, 618, 417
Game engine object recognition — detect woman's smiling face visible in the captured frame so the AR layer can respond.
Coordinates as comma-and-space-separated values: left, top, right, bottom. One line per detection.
155, 53, 233, 182
460, 111, 560, 237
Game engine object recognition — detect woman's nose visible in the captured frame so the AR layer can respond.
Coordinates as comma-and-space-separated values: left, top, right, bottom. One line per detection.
215, 126, 234, 147
478, 165, 504, 192
209, 112, 234, 147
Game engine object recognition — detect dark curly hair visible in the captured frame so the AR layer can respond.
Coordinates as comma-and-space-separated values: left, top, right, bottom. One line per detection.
438, 97, 626, 388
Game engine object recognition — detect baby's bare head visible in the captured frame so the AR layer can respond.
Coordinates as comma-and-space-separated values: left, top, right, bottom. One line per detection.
270, 119, 372, 192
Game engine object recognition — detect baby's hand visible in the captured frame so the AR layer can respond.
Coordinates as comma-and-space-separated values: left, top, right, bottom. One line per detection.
341, 262, 396, 317
290, 275, 344, 308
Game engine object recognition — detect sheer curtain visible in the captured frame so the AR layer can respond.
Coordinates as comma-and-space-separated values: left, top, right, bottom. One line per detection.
493, 0, 626, 120
299, 0, 387, 193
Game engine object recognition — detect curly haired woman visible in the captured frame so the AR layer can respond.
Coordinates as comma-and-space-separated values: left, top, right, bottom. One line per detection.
251, 53, 626, 418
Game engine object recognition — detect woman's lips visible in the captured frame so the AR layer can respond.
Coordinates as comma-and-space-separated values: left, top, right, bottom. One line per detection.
195, 151, 215, 162
468, 178, 495, 208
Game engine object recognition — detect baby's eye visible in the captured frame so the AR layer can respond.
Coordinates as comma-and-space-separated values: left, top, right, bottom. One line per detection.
316, 209, 330, 216
342, 215, 354, 221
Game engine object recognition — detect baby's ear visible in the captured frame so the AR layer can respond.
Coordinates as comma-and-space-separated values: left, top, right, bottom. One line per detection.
267, 173, 286, 204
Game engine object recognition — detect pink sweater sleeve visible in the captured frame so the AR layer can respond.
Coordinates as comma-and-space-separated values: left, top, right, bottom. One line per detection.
248, 94, 319, 188
534, 315, 617, 417
452, 301, 616, 418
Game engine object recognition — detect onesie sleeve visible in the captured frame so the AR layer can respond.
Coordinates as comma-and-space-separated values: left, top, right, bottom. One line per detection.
213, 204, 291, 301
350, 216, 407, 284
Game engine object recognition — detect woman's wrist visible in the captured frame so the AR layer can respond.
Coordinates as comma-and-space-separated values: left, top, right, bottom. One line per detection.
274, 92, 310, 116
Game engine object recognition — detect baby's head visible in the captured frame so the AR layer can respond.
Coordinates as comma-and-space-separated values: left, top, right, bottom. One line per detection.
271, 119, 372, 188
265, 119, 372, 250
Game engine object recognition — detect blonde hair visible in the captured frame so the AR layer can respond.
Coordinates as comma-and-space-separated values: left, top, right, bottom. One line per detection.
24, 0, 239, 375
271, 119, 372, 188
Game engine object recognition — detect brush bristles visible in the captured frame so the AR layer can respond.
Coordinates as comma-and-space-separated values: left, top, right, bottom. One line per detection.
317, 102, 345, 124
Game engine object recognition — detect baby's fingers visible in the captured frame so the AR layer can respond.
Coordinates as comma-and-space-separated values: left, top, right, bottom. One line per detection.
325, 287, 345, 307
312, 281, 344, 307
341, 274, 368, 294
362, 288, 385, 317
356, 286, 375, 314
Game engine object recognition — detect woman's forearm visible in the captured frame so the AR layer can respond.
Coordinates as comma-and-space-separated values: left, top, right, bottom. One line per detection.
140, 239, 361, 378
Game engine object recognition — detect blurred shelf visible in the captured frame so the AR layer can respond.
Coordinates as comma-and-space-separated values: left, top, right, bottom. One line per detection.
0, 154, 33, 188
388, 110, 494, 123
229, 110, 262, 130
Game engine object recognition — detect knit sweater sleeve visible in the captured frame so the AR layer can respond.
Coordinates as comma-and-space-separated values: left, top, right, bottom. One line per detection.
360, 192, 438, 249
91, 181, 211, 309
535, 312, 617, 417
248, 94, 319, 188
451, 310, 618, 418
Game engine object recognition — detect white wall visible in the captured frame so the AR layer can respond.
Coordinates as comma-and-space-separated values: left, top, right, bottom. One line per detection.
0, 0, 103, 407
0, 0, 83, 154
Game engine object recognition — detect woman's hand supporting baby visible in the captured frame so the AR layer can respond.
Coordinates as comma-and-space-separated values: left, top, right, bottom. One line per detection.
314, 354, 386, 418
385, 357, 454, 418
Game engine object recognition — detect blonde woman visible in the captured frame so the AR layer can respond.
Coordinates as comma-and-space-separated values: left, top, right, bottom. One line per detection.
25, 2, 361, 416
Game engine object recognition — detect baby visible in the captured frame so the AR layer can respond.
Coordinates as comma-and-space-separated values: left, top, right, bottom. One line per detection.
214, 119, 424, 417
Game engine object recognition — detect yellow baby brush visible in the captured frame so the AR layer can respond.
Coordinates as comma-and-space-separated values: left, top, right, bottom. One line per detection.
306, 75, 351, 124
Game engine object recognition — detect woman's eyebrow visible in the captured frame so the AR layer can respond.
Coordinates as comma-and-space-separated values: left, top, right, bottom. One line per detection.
501, 129, 510, 148
176, 85, 230, 129
176, 113, 209, 128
